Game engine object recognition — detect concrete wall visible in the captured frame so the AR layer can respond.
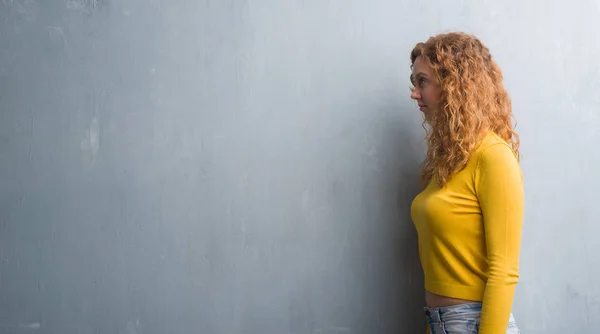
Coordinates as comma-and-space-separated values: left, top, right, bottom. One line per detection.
1, 1, 599, 333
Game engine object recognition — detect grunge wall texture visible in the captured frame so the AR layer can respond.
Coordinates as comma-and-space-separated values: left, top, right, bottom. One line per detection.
1, 1, 599, 333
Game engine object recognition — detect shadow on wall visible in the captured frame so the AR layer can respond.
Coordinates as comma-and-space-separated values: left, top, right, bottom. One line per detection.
354, 100, 425, 332
389, 108, 425, 332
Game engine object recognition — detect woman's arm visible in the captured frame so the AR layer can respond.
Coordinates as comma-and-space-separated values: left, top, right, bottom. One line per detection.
475, 143, 525, 334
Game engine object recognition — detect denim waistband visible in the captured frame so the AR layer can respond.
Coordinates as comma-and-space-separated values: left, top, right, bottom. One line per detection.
423, 302, 519, 333
423, 302, 483, 323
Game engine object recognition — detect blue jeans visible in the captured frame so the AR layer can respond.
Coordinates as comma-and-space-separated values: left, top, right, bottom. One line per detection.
424, 302, 520, 334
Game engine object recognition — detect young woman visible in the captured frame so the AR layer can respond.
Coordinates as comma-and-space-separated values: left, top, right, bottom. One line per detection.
409, 32, 524, 334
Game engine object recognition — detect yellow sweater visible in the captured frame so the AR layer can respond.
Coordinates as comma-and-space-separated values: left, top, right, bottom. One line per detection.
411, 132, 524, 334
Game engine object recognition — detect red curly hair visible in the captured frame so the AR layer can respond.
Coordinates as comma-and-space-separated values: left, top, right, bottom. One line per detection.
410, 32, 520, 187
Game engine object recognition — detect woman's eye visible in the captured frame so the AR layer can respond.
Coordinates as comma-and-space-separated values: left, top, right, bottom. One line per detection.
419, 78, 428, 87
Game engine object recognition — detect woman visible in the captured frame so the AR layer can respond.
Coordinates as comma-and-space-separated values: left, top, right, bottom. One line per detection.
409, 32, 524, 334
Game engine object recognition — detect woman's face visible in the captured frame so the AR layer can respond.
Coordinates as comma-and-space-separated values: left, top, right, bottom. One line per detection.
410, 56, 442, 122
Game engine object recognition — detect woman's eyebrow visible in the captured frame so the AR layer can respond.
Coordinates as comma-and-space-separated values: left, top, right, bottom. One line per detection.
410, 72, 427, 83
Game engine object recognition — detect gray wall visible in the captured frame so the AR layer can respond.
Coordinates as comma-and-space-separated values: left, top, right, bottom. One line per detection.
1, 1, 599, 333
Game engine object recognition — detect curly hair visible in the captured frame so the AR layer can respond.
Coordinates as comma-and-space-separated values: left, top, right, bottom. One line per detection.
410, 32, 520, 187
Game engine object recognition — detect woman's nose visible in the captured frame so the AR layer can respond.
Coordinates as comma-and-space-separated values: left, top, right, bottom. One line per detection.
410, 88, 421, 100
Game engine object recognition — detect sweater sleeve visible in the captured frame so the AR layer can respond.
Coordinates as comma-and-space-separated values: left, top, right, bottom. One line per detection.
475, 143, 524, 334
